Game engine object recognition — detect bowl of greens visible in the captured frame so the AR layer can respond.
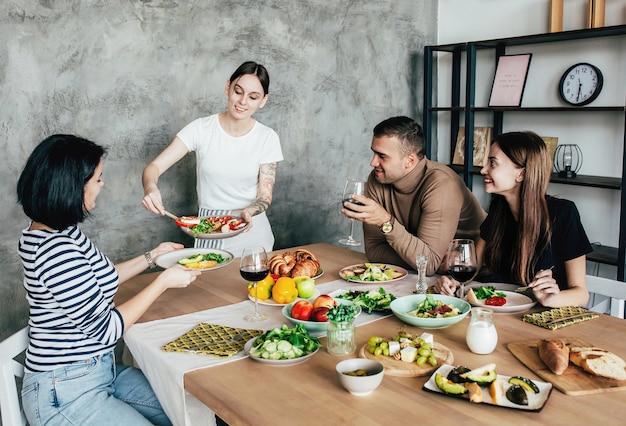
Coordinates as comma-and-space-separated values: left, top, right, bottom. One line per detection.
244, 324, 321, 366
390, 294, 470, 329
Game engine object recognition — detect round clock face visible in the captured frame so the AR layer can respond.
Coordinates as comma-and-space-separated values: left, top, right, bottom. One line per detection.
559, 63, 603, 106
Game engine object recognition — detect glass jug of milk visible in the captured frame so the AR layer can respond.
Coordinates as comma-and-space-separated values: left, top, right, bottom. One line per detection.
466, 307, 498, 354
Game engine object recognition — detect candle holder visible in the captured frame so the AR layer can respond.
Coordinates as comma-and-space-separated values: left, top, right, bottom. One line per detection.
554, 144, 583, 178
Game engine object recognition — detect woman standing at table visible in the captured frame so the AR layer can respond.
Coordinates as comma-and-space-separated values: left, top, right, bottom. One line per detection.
141, 61, 283, 257
435, 131, 592, 308
17, 134, 200, 426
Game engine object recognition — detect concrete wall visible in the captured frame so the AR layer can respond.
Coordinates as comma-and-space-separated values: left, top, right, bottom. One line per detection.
0, 1, 436, 340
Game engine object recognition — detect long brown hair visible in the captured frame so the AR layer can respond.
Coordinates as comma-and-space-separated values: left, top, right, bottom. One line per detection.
485, 131, 552, 284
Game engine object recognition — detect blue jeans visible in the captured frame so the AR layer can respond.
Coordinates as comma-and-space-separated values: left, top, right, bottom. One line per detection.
21, 351, 172, 426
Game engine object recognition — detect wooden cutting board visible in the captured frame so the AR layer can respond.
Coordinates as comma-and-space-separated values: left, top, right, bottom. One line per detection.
508, 337, 626, 395
359, 342, 454, 377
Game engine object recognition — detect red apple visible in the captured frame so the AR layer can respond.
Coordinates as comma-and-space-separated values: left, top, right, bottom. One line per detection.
312, 294, 336, 309
311, 307, 329, 322
291, 300, 314, 321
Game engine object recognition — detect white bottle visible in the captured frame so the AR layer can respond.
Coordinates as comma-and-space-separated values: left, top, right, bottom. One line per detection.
466, 307, 498, 354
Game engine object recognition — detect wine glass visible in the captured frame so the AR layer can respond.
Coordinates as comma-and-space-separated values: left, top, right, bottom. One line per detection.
446, 239, 478, 299
240, 246, 270, 322
339, 179, 365, 246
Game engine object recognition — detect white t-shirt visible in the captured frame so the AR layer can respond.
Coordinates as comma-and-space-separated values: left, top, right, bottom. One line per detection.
177, 114, 283, 256
177, 114, 283, 210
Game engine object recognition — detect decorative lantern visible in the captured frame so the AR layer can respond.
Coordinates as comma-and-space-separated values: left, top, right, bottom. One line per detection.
554, 144, 583, 178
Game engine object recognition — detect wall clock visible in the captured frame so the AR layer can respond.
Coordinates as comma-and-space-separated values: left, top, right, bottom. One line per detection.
559, 63, 603, 106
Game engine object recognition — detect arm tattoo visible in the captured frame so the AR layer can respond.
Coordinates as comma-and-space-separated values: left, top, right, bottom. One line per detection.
248, 163, 277, 216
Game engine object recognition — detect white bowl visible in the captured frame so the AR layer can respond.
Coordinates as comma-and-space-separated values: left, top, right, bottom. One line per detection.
336, 358, 384, 396
390, 294, 471, 329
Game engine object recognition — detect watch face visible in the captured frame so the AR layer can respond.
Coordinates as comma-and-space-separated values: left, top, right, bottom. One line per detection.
559, 63, 603, 106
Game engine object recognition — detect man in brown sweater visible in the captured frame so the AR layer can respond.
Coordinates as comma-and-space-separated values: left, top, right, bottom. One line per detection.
342, 116, 486, 275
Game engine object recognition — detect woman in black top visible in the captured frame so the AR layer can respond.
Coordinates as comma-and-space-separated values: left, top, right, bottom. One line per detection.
436, 131, 591, 307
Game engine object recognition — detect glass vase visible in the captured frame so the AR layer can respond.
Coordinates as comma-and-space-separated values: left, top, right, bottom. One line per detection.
326, 320, 356, 356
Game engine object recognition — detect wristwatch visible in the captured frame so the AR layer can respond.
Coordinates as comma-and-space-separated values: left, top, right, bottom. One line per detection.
380, 216, 394, 234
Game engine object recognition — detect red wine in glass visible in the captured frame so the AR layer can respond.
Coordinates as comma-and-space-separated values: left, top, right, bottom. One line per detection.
342, 198, 365, 213
339, 179, 366, 246
446, 239, 478, 299
241, 246, 270, 322
240, 266, 269, 282
449, 265, 478, 283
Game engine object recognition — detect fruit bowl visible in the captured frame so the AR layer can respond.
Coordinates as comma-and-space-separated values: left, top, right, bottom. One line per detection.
336, 358, 384, 396
282, 299, 361, 334
390, 294, 470, 329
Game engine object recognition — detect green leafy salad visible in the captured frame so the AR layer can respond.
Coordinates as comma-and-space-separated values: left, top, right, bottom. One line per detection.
407, 294, 460, 318
249, 324, 320, 360
336, 287, 397, 314
473, 286, 506, 299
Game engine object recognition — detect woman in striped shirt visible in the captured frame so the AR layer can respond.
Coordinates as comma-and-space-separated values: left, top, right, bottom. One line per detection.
17, 134, 200, 426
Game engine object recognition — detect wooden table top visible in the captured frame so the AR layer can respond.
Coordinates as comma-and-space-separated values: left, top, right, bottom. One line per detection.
115, 243, 626, 426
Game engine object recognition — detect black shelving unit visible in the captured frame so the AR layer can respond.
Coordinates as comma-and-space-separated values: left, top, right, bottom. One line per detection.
423, 25, 626, 280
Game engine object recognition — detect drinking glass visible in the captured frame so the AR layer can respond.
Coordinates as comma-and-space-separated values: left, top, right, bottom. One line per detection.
240, 246, 270, 322
446, 239, 478, 299
339, 179, 365, 246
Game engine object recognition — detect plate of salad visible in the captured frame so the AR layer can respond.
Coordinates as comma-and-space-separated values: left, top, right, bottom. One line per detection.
339, 263, 408, 283
465, 283, 536, 314
176, 215, 249, 239
156, 248, 234, 271
335, 287, 397, 313
244, 324, 321, 366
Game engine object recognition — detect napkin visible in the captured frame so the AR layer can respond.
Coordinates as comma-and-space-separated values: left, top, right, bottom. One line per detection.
162, 323, 263, 357
522, 306, 600, 330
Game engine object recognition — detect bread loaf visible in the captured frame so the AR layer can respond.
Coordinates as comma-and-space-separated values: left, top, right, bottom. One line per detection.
570, 346, 626, 381
538, 339, 570, 375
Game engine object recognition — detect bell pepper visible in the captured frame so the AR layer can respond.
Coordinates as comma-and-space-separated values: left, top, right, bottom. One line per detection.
272, 277, 298, 304
248, 274, 275, 300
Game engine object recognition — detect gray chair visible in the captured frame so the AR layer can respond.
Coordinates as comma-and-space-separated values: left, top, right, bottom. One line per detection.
0, 327, 29, 426
586, 275, 626, 318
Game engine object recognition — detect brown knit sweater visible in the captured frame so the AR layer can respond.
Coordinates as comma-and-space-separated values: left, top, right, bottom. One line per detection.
364, 158, 486, 275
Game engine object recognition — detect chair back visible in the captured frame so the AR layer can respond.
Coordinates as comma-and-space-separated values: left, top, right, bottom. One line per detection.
0, 327, 29, 426
586, 275, 626, 318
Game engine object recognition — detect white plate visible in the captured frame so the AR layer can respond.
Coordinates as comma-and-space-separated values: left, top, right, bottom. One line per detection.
155, 248, 234, 271
339, 264, 408, 284
250, 288, 321, 306
244, 337, 319, 366
178, 215, 249, 240
423, 364, 552, 411
465, 283, 536, 314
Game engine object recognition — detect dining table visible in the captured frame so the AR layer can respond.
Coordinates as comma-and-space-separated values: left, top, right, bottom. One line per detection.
115, 242, 626, 426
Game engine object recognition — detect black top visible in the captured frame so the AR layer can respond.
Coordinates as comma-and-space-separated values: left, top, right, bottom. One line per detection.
480, 196, 592, 289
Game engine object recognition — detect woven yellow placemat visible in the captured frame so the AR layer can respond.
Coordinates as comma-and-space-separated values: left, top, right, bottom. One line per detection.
162, 323, 263, 358
522, 306, 599, 330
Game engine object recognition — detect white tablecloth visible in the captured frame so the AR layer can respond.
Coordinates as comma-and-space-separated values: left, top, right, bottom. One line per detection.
124, 275, 422, 426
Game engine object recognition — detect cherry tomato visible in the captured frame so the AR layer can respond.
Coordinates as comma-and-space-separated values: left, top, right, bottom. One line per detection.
485, 296, 506, 306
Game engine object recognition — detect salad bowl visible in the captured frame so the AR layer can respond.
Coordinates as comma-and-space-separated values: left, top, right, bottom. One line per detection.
390, 294, 470, 329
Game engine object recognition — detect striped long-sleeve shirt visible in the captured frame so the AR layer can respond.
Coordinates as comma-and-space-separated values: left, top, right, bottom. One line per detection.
18, 224, 124, 373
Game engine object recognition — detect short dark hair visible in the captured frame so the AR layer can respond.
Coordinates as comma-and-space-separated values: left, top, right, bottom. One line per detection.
17, 134, 106, 229
373, 116, 424, 158
229, 61, 270, 95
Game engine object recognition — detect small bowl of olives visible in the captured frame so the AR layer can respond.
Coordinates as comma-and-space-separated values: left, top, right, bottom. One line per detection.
336, 358, 384, 396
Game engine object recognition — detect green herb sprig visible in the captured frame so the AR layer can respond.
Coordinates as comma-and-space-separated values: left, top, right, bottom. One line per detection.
327, 304, 357, 323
